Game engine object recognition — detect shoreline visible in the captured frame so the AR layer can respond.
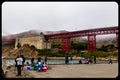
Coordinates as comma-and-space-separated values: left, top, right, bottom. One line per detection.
2, 56, 118, 60
5, 63, 118, 78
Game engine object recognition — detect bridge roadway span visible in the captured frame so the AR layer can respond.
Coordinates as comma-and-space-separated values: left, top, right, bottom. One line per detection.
44, 26, 118, 39
44, 26, 118, 52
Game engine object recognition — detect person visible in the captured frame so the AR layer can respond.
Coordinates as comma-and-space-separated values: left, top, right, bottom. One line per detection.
44, 56, 47, 64
94, 56, 96, 64
37, 60, 43, 72
1, 68, 5, 78
21, 55, 25, 70
79, 59, 82, 64
14, 55, 19, 71
26, 62, 30, 70
26, 62, 30, 66
65, 55, 69, 64
16, 55, 23, 76
42, 62, 48, 72
109, 57, 112, 64
65, 56, 67, 64
88, 58, 92, 64
31, 57, 35, 67
35, 61, 38, 70
38, 57, 41, 62
70, 56, 73, 64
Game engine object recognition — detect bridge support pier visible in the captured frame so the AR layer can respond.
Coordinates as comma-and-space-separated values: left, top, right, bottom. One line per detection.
61, 37, 70, 53
87, 35, 96, 52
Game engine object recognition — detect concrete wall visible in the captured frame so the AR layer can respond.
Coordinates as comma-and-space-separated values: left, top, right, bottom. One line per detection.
15, 35, 51, 49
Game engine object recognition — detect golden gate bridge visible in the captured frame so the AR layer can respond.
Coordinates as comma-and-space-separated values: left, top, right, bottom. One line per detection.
2, 26, 118, 52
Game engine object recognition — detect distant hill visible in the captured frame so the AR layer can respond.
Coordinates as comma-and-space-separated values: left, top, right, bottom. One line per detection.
2, 30, 68, 38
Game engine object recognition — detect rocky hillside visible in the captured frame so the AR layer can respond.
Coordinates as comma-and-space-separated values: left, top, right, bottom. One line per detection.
2, 44, 39, 58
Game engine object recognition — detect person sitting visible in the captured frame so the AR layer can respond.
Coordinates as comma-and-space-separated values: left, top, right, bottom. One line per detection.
42, 62, 48, 72
26, 62, 30, 66
37, 61, 43, 72
26, 62, 30, 71
89, 58, 93, 64
34, 61, 38, 70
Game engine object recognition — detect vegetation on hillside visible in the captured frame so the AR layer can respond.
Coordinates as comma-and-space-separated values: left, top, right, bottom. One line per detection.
2, 38, 118, 58
37, 41, 118, 58
71, 41, 87, 53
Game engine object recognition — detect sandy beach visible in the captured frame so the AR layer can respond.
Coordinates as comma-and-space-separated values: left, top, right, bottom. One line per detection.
5, 63, 118, 78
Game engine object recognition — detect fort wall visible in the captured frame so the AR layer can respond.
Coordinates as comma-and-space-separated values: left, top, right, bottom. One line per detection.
15, 35, 51, 49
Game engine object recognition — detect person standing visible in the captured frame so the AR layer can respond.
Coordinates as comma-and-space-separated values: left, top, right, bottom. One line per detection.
79, 56, 82, 64
38, 57, 41, 62
65, 55, 69, 64
21, 55, 25, 71
31, 57, 35, 67
79, 59, 82, 64
16, 55, 23, 76
109, 57, 112, 64
94, 56, 96, 64
65, 56, 67, 64
44, 56, 47, 64
70, 56, 73, 64
14, 55, 19, 71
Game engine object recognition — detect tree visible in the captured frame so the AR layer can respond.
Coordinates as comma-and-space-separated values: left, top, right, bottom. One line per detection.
71, 42, 87, 53
51, 43, 61, 49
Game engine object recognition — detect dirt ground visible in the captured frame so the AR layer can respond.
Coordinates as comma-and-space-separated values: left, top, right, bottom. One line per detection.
5, 63, 118, 78
5, 66, 34, 78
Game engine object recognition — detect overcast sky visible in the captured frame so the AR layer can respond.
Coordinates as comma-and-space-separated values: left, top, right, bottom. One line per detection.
2, 2, 118, 36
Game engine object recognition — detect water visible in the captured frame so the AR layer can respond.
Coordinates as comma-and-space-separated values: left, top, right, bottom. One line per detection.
2, 58, 118, 66
2, 58, 80, 66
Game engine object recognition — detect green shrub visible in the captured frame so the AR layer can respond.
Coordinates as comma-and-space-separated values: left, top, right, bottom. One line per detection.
37, 49, 67, 57
37, 49, 118, 57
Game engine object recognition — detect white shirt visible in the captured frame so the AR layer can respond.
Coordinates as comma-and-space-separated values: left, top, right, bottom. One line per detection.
16, 57, 23, 65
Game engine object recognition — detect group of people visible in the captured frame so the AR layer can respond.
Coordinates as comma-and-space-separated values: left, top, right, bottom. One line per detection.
65, 56, 97, 64
14, 54, 48, 76
65, 56, 113, 64
14, 53, 113, 76
81, 56, 113, 64
65, 56, 74, 64
30, 56, 48, 72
